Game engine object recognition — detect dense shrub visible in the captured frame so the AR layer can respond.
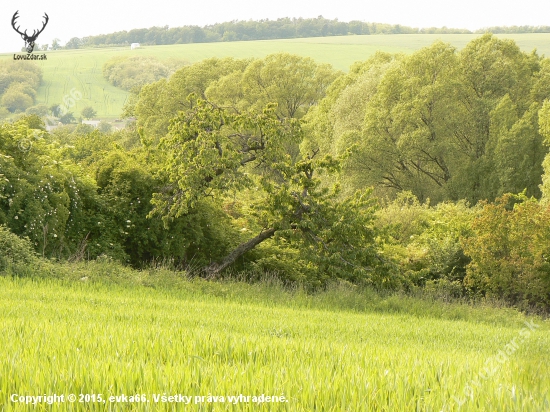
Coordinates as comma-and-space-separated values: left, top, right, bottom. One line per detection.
0, 225, 37, 272
463, 193, 550, 310
377, 193, 474, 291
0, 117, 121, 260
93, 149, 240, 268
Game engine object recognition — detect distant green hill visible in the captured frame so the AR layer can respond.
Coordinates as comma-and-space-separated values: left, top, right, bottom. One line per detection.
2, 33, 550, 119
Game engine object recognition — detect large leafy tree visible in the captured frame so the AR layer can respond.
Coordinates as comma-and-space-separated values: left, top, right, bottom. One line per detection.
131, 54, 338, 145
448, 34, 545, 202
207, 53, 339, 119
131, 57, 250, 139
151, 97, 383, 280
301, 52, 399, 197
81, 106, 97, 119
1, 82, 36, 113
362, 41, 461, 202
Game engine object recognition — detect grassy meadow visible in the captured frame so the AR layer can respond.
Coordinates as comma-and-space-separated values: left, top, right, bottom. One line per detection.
1, 33, 550, 118
0, 264, 549, 411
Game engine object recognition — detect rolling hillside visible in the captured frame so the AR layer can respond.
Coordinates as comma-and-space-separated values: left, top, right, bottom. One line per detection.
2, 33, 550, 118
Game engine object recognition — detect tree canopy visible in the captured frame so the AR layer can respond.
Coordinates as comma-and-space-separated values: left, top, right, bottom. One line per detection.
305, 34, 549, 204
0, 61, 42, 115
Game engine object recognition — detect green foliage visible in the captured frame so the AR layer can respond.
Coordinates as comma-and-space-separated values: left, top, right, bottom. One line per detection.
133, 57, 250, 138
59, 112, 75, 124
72, 123, 95, 136
0, 225, 37, 272
0, 117, 97, 258
93, 149, 239, 267
463, 193, 550, 309
0, 108, 10, 120
377, 193, 475, 292
405, 202, 473, 286
133, 54, 337, 142
491, 100, 545, 197
309, 35, 549, 204
154, 98, 298, 218
98, 121, 112, 133
65, 37, 82, 49
260, 157, 386, 286
59, 17, 475, 49
155, 97, 387, 283
59, 128, 114, 165
0, 61, 42, 94
0, 118, 153, 264
207, 53, 339, 119
302, 52, 399, 194
376, 192, 432, 244
25, 103, 50, 117
1, 82, 35, 113
49, 104, 62, 117
539, 100, 550, 203
53, 17, 550, 52
3, 36, 550, 309
0, 61, 42, 115
80, 106, 97, 119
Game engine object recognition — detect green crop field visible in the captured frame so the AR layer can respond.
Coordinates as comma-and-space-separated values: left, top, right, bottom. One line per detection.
0, 271, 548, 411
1, 33, 550, 119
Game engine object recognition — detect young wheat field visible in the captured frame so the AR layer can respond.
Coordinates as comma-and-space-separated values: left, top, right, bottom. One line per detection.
0, 268, 548, 411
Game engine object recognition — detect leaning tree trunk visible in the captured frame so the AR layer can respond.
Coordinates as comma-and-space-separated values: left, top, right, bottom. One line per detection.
204, 227, 276, 279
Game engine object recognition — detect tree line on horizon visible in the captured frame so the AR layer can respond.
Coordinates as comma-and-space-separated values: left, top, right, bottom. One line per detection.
59, 16, 550, 49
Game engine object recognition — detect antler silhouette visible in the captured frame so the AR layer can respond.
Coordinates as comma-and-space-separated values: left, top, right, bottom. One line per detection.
32, 13, 50, 41
11, 11, 49, 42
11, 11, 25, 37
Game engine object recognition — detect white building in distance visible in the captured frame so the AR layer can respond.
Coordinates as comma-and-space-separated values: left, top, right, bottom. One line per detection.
82, 120, 101, 128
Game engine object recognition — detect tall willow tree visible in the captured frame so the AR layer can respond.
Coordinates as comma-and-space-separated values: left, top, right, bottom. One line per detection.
302, 52, 399, 196
307, 34, 550, 204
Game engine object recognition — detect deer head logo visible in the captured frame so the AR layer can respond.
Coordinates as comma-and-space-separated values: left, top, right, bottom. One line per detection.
11, 11, 49, 54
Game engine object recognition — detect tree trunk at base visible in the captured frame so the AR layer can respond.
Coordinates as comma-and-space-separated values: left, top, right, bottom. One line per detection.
204, 227, 276, 278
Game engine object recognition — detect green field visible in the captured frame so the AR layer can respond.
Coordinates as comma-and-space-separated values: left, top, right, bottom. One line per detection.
2, 33, 550, 118
0, 269, 548, 411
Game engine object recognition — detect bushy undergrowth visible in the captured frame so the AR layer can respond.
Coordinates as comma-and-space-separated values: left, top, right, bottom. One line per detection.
0, 225, 37, 274
463, 193, 550, 311
374, 192, 550, 313
376, 192, 475, 293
